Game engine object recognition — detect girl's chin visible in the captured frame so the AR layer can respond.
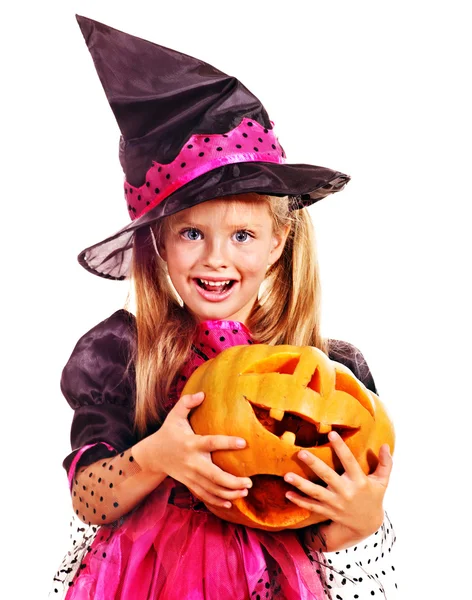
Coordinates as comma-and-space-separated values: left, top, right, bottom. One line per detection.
187, 299, 253, 324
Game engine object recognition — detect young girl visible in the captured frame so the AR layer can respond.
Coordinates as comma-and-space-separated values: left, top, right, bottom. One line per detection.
51, 15, 397, 599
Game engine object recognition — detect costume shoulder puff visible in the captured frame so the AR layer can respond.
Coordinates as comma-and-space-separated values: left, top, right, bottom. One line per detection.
327, 339, 378, 395
61, 310, 138, 473
61, 309, 137, 409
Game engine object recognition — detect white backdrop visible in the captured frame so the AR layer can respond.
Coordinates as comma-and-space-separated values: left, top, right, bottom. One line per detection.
2, 1, 471, 598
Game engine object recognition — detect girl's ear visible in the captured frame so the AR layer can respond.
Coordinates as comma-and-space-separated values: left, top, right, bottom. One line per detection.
268, 224, 290, 264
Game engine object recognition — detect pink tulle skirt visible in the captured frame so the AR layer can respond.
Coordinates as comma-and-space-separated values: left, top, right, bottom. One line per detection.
65, 478, 325, 599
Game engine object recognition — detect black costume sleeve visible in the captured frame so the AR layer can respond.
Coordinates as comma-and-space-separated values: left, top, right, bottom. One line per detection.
328, 339, 378, 395
61, 310, 138, 475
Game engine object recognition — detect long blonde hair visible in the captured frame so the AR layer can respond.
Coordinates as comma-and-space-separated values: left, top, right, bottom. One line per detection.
131, 194, 327, 437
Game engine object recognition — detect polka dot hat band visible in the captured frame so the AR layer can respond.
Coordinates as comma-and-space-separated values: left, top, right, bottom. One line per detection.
76, 15, 351, 280
124, 118, 286, 221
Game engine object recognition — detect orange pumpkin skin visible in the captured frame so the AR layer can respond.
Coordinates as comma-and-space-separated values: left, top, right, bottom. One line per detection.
184, 344, 395, 532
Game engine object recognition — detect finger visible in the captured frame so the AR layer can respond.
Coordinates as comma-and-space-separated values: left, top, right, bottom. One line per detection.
285, 490, 332, 519
195, 460, 252, 490
199, 434, 247, 453
189, 483, 233, 509
172, 392, 205, 419
327, 431, 364, 480
190, 477, 250, 502
296, 450, 342, 490
284, 472, 331, 503
370, 444, 393, 485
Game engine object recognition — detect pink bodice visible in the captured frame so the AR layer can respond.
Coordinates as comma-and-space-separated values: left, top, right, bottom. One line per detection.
165, 319, 256, 411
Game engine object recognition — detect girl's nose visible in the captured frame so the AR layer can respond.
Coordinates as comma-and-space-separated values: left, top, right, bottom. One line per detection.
202, 239, 228, 269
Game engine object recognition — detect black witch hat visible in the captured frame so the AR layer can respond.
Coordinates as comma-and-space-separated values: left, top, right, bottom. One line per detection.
75, 15, 350, 279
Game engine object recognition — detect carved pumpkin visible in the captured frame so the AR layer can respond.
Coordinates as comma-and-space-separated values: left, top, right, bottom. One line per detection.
184, 344, 395, 531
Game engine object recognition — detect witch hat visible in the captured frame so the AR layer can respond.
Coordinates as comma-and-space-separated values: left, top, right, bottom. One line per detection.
75, 15, 350, 279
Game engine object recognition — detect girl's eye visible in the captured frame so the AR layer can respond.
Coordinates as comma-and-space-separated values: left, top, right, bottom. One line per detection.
181, 228, 202, 241
233, 230, 253, 243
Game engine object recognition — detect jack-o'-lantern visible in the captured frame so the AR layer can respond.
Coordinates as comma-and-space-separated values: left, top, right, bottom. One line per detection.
184, 344, 395, 532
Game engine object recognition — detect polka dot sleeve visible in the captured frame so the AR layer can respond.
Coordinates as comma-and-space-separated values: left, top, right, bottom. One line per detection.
70, 448, 142, 526
318, 512, 398, 598
61, 310, 138, 477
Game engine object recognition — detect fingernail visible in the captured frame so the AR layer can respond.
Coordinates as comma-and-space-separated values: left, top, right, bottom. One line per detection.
245, 480, 252, 488
241, 489, 248, 497
236, 439, 246, 448
224, 502, 232, 509
285, 474, 294, 483
299, 451, 308, 460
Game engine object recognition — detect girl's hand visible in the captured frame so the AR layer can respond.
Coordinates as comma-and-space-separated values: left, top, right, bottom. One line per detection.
142, 391, 252, 509
284, 431, 392, 543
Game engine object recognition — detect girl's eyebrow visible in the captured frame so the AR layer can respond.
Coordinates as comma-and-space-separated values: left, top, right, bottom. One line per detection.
173, 219, 263, 230
230, 223, 263, 230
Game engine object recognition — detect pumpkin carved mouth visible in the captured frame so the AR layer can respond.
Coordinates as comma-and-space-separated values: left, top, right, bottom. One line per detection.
249, 401, 358, 447
236, 474, 309, 527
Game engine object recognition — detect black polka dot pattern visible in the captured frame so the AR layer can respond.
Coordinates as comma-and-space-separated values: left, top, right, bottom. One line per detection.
66, 449, 141, 546
49, 449, 142, 596
48, 513, 99, 594
123, 117, 284, 221
164, 320, 256, 412
50, 512, 397, 598
314, 512, 398, 598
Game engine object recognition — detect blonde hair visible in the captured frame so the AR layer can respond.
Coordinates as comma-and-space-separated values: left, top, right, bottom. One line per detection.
131, 194, 327, 436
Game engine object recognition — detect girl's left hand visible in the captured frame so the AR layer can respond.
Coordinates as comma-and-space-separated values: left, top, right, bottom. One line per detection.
284, 431, 392, 540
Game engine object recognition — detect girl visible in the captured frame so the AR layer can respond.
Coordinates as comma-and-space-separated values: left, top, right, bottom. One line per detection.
51, 15, 397, 599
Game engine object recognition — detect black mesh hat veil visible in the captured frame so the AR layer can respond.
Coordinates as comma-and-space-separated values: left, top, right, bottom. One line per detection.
75, 15, 350, 280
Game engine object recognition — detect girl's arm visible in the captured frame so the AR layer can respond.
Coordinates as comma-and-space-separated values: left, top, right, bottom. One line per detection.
285, 431, 392, 553
72, 392, 252, 525
304, 515, 385, 553
71, 443, 166, 526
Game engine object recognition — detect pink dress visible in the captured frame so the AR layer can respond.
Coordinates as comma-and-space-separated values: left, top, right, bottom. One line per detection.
50, 311, 398, 599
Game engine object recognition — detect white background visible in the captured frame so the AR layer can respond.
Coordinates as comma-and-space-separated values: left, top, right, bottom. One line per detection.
2, 1, 471, 598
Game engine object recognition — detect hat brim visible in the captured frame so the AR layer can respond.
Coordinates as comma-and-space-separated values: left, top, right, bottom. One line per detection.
78, 161, 350, 280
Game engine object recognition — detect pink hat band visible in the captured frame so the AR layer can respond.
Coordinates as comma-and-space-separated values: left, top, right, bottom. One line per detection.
124, 117, 286, 220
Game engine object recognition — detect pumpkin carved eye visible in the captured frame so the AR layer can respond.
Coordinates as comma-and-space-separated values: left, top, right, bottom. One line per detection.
186, 344, 395, 531
247, 400, 358, 447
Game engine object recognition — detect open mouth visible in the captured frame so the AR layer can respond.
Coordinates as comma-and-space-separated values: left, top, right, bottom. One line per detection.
250, 403, 357, 447
195, 278, 236, 294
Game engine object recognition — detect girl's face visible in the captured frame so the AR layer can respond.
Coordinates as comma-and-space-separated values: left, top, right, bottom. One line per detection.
159, 198, 289, 324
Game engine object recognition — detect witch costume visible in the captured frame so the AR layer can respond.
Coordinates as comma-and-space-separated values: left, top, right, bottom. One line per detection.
50, 15, 397, 599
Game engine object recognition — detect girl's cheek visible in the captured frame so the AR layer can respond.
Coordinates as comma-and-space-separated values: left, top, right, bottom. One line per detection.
236, 248, 267, 270
246, 259, 270, 274
239, 263, 261, 276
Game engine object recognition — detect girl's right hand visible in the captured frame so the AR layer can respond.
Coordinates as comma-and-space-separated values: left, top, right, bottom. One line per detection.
141, 391, 253, 508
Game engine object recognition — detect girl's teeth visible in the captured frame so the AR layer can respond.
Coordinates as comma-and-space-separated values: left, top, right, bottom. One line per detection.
199, 279, 231, 287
